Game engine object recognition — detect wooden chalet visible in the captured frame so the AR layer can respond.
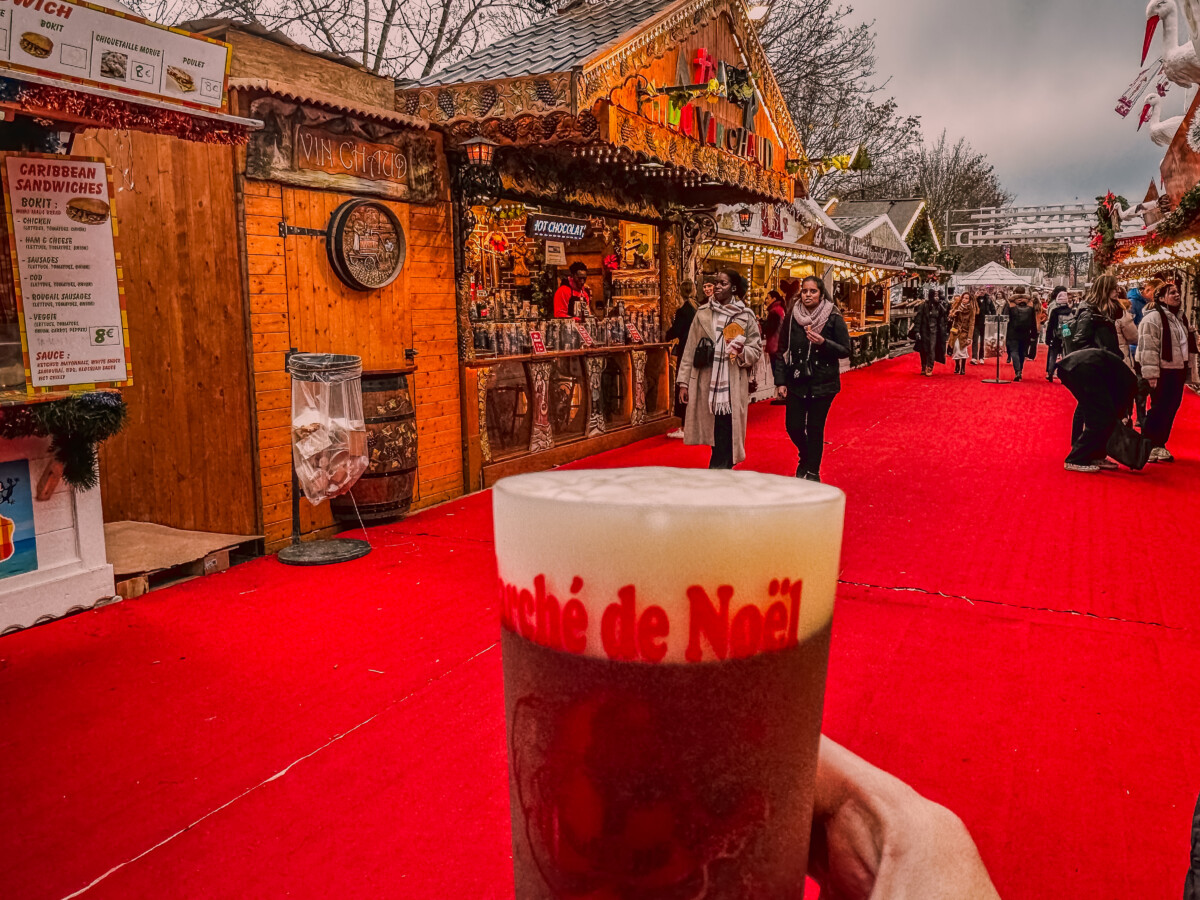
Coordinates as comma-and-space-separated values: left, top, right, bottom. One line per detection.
399, 0, 805, 489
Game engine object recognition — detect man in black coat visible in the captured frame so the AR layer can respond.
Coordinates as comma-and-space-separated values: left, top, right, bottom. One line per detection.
912, 290, 949, 376
665, 282, 699, 437
970, 293, 995, 365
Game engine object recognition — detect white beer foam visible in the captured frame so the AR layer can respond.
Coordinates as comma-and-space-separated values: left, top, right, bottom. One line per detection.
494, 467, 844, 664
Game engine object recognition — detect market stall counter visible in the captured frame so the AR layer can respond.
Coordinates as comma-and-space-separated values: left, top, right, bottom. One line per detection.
464, 332, 673, 489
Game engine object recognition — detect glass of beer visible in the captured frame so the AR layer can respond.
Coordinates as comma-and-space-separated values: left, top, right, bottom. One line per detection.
494, 467, 844, 898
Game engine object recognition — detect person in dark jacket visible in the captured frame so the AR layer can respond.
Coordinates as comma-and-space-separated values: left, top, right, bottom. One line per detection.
912, 289, 949, 376
773, 275, 851, 481
970, 293, 995, 365
1044, 287, 1073, 381
1071, 275, 1123, 356
665, 280, 699, 437
1058, 348, 1137, 472
1061, 275, 1128, 469
1004, 286, 1038, 381
762, 289, 788, 404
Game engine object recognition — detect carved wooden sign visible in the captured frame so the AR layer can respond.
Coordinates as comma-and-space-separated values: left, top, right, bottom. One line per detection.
297, 126, 409, 185
245, 96, 440, 203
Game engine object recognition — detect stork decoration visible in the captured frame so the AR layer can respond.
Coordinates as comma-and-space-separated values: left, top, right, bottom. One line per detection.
1143, 0, 1200, 88
1139, 86, 1186, 145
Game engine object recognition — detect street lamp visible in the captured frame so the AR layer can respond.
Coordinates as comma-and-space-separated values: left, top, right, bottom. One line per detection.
736, 206, 753, 232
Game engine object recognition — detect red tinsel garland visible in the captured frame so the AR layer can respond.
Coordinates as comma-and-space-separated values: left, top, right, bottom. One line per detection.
10, 83, 248, 146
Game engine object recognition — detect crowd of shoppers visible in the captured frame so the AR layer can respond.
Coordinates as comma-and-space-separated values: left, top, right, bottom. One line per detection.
665, 269, 1195, 477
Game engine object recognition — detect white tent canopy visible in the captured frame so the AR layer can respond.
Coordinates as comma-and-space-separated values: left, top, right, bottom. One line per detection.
954, 261, 1035, 287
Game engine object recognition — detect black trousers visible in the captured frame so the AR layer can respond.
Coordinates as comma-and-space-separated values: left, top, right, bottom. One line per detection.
972, 328, 986, 360
709, 413, 734, 469
1046, 345, 1062, 379
917, 346, 935, 370
1144, 368, 1187, 449
786, 392, 835, 477
1007, 338, 1030, 376
1066, 384, 1120, 466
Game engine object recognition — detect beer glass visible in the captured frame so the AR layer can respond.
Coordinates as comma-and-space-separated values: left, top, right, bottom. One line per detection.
494, 467, 844, 898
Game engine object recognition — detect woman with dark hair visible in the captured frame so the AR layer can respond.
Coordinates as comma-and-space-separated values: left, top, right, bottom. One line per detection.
773, 275, 851, 481
677, 269, 763, 468
1137, 280, 1197, 462
947, 291, 975, 374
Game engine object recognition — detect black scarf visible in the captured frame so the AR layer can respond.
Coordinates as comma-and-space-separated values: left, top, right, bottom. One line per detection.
1159, 305, 1176, 363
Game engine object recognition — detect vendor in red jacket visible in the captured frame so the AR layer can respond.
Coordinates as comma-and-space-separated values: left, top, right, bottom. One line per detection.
553, 262, 592, 318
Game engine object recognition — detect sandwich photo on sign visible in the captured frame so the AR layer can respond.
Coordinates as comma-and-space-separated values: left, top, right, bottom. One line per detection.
166, 66, 196, 93
65, 198, 110, 225
19, 33, 52, 59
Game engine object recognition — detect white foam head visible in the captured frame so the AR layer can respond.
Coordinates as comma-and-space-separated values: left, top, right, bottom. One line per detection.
493, 467, 844, 664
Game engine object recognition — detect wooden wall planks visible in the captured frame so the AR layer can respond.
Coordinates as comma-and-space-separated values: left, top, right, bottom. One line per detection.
246, 182, 463, 549
76, 129, 259, 536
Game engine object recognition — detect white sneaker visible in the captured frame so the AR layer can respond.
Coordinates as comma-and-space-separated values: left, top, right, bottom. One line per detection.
1064, 462, 1100, 473
1149, 447, 1168, 462
666, 428, 684, 439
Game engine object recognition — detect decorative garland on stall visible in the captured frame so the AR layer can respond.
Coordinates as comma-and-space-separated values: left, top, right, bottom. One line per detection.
0, 393, 127, 490
0, 77, 249, 145
1144, 181, 1200, 252
1088, 192, 1127, 268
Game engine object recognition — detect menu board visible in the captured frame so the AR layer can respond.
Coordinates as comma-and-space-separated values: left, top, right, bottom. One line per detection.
0, 0, 229, 111
2, 154, 130, 391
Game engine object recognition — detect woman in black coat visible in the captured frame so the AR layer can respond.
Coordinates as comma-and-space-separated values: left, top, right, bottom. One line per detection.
912, 289, 949, 376
772, 276, 851, 481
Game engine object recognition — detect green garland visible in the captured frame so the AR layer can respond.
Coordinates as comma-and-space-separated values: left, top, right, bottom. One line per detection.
1146, 181, 1200, 251
0, 393, 127, 490
1089, 192, 1127, 269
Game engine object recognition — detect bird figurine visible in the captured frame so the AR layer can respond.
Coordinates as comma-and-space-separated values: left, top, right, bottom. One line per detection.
1138, 89, 1185, 146
1143, 0, 1200, 88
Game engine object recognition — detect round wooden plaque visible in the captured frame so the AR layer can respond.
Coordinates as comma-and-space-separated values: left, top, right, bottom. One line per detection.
326, 199, 406, 291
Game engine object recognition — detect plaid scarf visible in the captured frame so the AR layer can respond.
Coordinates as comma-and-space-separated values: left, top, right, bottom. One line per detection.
709, 300, 748, 415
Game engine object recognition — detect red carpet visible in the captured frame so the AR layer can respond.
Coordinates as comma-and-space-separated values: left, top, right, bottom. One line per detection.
2, 354, 1199, 899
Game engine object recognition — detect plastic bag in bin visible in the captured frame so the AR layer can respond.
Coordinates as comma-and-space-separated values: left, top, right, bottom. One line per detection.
288, 353, 369, 505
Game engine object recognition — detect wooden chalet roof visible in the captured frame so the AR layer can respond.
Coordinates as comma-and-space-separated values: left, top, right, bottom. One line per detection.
827, 198, 927, 240
421, 0, 677, 86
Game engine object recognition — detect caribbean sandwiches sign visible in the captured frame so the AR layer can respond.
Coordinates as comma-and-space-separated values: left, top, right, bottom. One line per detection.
0, 0, 230, 111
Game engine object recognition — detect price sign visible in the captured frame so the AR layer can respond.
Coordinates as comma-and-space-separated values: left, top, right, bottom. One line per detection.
530, 330, 547, 354
625, 323, 643, 344
574, 321, 594, 347
2, 153, 131, 392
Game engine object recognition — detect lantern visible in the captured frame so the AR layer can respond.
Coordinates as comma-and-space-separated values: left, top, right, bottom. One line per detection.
462, 136, 498, 167
736, 206, 753, 232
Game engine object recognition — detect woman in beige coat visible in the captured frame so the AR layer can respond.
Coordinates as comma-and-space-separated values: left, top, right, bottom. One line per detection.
676, 269, 763, 468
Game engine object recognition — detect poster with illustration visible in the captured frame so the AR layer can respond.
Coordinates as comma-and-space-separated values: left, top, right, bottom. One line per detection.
620, 222, 656, 269
0, 459, 37, 579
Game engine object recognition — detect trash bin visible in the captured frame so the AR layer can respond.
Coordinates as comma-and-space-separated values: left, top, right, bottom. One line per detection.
288, 353, 368, 505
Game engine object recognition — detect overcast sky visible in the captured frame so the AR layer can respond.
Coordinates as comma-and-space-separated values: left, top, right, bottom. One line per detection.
846, 0, 1180, 206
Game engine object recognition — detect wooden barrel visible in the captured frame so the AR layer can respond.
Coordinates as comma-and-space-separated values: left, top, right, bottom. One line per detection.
331, 369, 418, 524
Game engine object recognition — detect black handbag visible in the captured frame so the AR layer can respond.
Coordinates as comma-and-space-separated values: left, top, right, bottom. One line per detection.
1106, 421, 1152, 470
693, 336, 715, 369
